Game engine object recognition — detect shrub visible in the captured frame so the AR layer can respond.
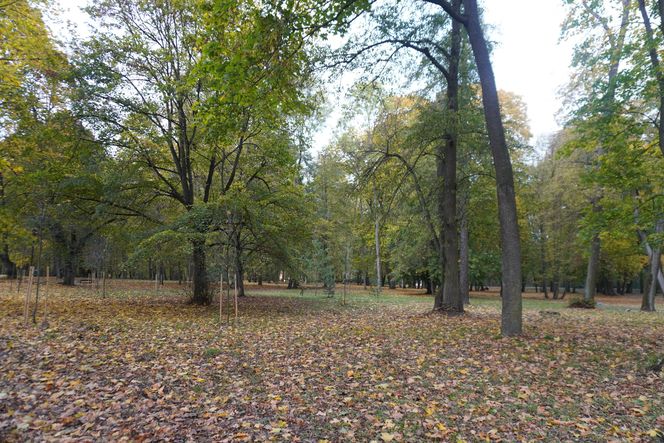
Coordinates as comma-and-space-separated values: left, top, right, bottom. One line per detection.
567, 297, 596, 309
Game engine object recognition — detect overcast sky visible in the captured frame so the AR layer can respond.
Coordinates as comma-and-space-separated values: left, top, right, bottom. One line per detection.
49, 0, 573, 151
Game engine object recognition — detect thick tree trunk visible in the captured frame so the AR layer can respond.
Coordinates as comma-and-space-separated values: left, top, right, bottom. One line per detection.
0, 243, 16, 278
584, 234, 600, 303
236, 261, 245, 297
191, 239, 210, 304
463, 0, 522, 335
62, 244, 78, 286
438, 1, 463, 313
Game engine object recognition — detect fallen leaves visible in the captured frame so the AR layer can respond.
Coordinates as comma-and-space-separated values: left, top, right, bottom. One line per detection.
1, 287, 664, 441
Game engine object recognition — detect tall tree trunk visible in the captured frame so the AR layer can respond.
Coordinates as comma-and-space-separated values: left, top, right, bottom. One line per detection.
581, 0, 630, 304
584, 234, 600, 303
235, 244, 245, 297
463, 0, 522, 335
373, 189, 382, 293
191, 239, 210, 304
639, 0, 664, 157
0, 174, 13, 278
539, 222, 548, 298
438, 0, 463, 313
62, 234, 80, 286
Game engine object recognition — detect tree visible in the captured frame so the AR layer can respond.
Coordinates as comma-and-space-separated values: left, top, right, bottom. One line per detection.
74, 0, 319, 303
1, 0, 66, 278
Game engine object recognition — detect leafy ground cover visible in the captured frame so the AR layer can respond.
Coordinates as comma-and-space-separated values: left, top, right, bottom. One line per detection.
1, 282, 663, 441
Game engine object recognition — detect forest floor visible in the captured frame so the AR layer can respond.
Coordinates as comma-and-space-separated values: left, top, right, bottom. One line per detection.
1, 281, 664, 442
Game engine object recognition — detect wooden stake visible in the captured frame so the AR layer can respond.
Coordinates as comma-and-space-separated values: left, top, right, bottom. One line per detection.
226, 266, 231, 325
219, 272, 223, 325
234, 273, 238, 320
102, 271, 106, 298
43, 266, 50, 324
23, 266, 34, 326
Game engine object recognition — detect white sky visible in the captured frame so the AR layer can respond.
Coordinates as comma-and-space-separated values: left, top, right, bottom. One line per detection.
485, 0, 573, 142
48, 0, 573, 151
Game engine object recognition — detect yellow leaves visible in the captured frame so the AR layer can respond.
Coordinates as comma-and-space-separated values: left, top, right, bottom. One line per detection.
380, 432, 395, 441
645, 429, 663, 439
346, 369, 355, 378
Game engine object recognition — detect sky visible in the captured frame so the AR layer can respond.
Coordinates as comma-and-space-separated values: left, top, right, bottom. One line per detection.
48, 0, 574, 151
484, 0, 573, 142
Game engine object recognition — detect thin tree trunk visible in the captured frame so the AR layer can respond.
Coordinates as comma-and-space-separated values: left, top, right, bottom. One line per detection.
32, 206, 45, 323
234, 237, 245, 297
463, 0, 522, 335
459, 211, 470, 305
373, 188, 382, 294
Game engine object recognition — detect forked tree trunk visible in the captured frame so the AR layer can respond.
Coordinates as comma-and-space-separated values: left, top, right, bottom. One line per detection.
642, 221, 663, 311
463, 0, 522, 335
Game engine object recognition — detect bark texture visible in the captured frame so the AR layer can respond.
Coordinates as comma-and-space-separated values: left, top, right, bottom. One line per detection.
463, 0, 522, 335
191, 239, 210, 304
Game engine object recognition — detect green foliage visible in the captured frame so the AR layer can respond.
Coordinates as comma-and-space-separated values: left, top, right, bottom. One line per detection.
567, 296, 597, 309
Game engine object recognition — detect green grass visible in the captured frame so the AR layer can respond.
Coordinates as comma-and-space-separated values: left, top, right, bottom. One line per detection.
253, 288, 575, 312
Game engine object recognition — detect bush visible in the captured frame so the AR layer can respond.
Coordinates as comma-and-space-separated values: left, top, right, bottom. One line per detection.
567, 296, 596, 309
